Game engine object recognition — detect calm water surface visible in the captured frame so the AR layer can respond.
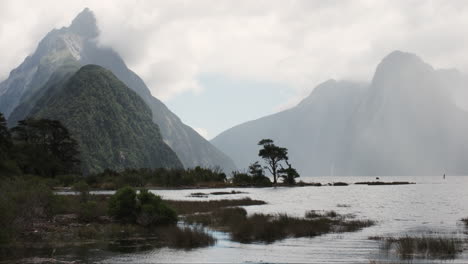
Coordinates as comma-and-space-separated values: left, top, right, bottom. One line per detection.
95, 176, 468, 263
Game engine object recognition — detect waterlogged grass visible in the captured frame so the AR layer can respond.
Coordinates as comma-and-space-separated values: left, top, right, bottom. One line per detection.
370, 235, 463, 260
158, 226, 216, 249
185, 207, 374, 244
461, 218, 468, 227
166, 198, 266, 215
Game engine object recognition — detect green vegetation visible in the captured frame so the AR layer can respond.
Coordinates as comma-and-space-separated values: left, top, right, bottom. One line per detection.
157, 226, 216, 249
185, 207, 374, 244
166, 198, 266, 215
0, 182, 216, 261
30, 65, 182, 174
255, 139, 300, 185
85, 166, 228, 189
371, 235, 463, 259
108, 187, 177, 226
0, 114, 81, 178
0, 177, 58, 245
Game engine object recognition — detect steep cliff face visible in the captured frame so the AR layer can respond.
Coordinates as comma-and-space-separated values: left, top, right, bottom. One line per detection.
2, 8, 236, 171
30, 65, 183, 174
344, 51, 468, 175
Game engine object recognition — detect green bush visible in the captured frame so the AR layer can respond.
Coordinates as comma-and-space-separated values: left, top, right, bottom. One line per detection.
136, 189, 177, 226
231, 172, 252, 186
231, 172, 272, 187
108, 186, 138, 223
108, 187, 177, 226
252, 175, 272, 187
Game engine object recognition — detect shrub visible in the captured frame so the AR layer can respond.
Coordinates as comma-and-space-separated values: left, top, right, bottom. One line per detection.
231, 172, 272, 187
108, 187, 177, 226
252, 175, 272, 187
108, 186, 138, 223
136, 189, 177, 226
231, 172, 252, 186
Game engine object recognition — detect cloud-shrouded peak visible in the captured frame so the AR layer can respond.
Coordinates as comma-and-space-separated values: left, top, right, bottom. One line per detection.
69, 7, 98, 38
372, 50, 434, 86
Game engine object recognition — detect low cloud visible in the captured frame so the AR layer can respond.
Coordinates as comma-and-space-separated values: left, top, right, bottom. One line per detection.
1, 0, 468, 105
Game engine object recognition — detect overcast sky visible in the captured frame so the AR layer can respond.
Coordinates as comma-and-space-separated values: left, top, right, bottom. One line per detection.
1, 0, 468, 138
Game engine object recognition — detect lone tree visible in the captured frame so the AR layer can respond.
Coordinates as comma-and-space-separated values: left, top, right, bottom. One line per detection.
258, 139, 289, 184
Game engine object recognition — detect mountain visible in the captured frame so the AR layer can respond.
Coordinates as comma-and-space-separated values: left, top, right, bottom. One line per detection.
343, 51, 468, 175
29, 64, 182, 174
212, 51, 468, 176
212, 80, 368, 176
1, 8, 235, 171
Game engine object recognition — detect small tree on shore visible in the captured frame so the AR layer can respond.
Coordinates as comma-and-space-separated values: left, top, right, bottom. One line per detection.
257, 139, 289, 184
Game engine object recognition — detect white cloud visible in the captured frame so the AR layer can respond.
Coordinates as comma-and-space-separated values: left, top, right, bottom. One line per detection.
1, 0, 468, 104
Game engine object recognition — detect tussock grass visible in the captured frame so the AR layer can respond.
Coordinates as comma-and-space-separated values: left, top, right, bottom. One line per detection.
158, 226, 216, 249
373, 235, 463, 259
166, 198, 266, 215
461, 218, 468, 227
186, 207, 374, 244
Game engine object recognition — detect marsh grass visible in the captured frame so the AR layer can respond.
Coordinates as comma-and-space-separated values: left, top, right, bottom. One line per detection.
166, 198, 266, 215
461, 218, 468, 227
186, 207, 374, 244
158, 226, 216, 249
372, 235, 463, 259
332, 182, 349, 186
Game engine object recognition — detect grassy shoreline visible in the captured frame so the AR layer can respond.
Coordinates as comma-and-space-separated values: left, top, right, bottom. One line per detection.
52, 180, 416, 193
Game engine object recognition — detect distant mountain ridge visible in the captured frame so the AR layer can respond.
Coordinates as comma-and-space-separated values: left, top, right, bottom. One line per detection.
212, 51, 468, 176
0, 8, 236, 171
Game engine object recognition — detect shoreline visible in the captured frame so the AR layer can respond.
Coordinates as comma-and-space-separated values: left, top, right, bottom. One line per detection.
52, 181, 415, 193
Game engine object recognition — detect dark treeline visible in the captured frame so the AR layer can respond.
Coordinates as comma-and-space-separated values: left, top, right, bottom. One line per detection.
86, 167, 229, 189
0, 113, 81, 178
0, 113, 276, 188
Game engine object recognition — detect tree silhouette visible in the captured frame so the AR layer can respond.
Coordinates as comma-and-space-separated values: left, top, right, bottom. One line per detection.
278, 161, 300, 185
11, 118, 80, 177
258, 139, 289, 184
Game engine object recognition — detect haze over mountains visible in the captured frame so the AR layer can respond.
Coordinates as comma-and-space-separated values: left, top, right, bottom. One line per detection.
1, 8, 467, 176
212, 51, 468, 176
0, 8, 235, 172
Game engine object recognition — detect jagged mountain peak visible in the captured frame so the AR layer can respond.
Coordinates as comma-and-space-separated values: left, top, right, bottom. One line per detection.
69, 8, 99, 39
1, 8, 236, 171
